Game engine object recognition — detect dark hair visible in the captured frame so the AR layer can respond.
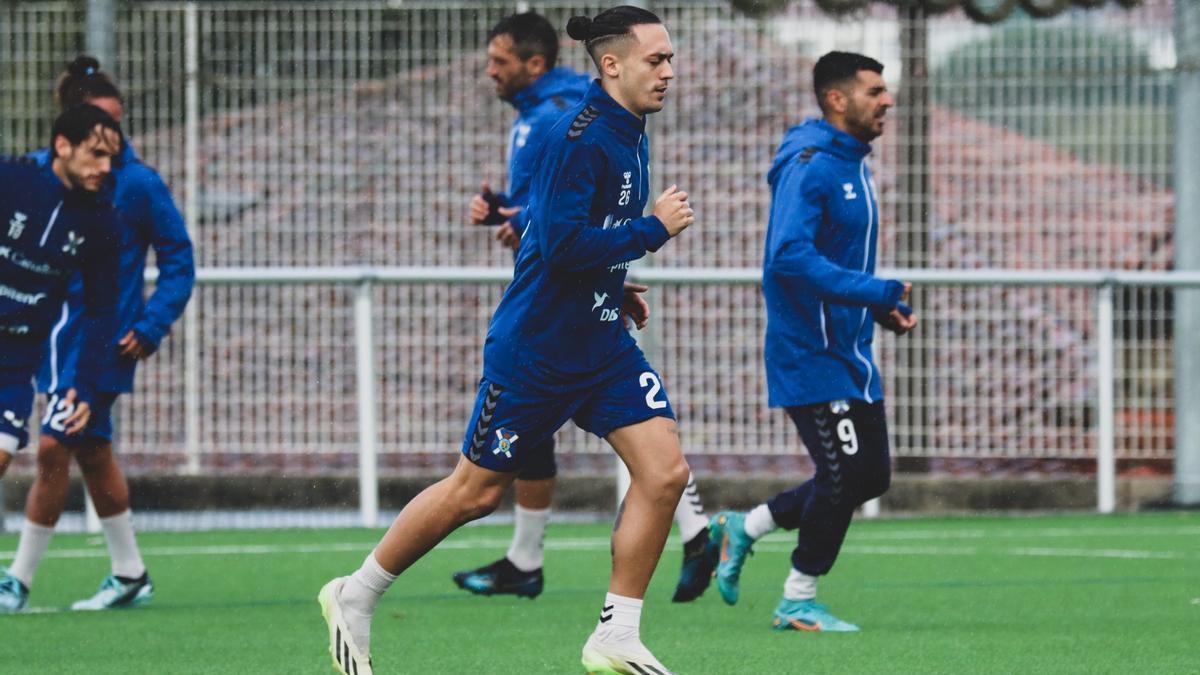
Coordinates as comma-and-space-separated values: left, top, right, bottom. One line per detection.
566, 5, 661, 70
55, 55, 123, 111
50, 104, 124, 155
812, 51, 884, 112
489, 12, 560, 69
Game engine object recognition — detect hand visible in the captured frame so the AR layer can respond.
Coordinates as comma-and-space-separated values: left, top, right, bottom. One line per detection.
60, 388, 92, 436
653, 185, 694, 237
469, 181, 494, 225
621, 282, 650, 331
494, 214, 522, 250
900, 281, 912, 303
118, 330, 151, 360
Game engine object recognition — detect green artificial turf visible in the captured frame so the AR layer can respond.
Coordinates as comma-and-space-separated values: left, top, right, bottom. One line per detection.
2, 512, 1197, 673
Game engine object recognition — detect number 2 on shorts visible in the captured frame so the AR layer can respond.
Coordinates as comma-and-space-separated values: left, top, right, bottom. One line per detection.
639, 372, 667, 410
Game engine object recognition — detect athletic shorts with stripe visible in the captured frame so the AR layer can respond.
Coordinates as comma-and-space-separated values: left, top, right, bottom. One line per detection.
41, 388, 120, 445
461, 357, 676, 474
0, 368, 36, 454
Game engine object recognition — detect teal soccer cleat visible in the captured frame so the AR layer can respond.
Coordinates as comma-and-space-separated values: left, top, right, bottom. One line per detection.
0, 570, 29, 613
452, 557, 544, 599
771, 598, 860, 632
710, 511, 754, 605
70, 573, 154, 611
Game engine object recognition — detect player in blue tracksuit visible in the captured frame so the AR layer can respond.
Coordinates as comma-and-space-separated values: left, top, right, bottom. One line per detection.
0, 57, 194, 614
320, 9, 692, 675
457, 10, 716, 607
710, 52, 918, 633
0, 104, 123, 612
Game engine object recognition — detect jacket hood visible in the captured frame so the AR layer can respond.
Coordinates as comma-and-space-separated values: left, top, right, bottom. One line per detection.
767, 118, 872, 187
510, 67, 591, 114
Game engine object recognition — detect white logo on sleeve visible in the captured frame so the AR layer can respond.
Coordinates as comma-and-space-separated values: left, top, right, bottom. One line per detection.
592, 292, 609, 311
7, 211, 26, 239
3, 410, 25, 429
842, 183, 858, 200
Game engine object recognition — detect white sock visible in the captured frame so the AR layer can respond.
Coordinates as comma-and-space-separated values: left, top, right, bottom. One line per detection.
673, 472, 709, 543
744, 503, 779, 541
783, 567, 818, 601
595, 592, 643, 634
339, 551, 397, 652
8, 520, 55, 588
506, 504, 550, 572
100, 510, 145, 580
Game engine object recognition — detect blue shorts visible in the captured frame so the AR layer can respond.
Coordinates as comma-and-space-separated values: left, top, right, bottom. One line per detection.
41, 389, 119, 445
518, 436, 557, 481
0, 372, 36, 454
461, 359, 676, 474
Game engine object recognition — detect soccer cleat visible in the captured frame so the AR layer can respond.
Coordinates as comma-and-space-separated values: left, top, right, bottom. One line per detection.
771, 598, 860, 633
711, 511, 754, 606
70, 572, 153, 611
0, 571, 29, 613
581, 628, 674, 675
451, 557, 544, 598
671, 526, 719, 602
318, 577, 374, 675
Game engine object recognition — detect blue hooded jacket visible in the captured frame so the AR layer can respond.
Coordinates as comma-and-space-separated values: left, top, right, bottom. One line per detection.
762, 119, 905, 408
484, 80, 670, 394
0, 156, 120, 404
494, 66, 590, 238
31, 142, 194, 394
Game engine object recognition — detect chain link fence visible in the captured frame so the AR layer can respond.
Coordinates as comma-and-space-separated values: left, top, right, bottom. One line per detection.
0, 0, 1179, 478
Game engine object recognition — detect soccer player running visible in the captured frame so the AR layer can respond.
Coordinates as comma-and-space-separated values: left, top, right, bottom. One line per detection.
458, 10, 717, 605
0, 104, 122, 611
320, 7, 694, 674
708, 52, 917, 633
0, 57, 194, 612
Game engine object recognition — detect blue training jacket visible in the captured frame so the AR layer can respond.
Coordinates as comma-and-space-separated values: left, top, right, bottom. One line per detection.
0, 156, 120, 404
31, 143, 195, 394
496, 67, 590, 238
484, 80, 670, 395
762, 119, 905, 408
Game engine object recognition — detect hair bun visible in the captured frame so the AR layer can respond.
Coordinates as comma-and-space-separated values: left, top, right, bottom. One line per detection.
565, 16, 592, 41
68, 55, 102, 77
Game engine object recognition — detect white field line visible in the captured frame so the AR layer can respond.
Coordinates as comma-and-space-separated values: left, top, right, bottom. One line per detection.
16, 536, 1194, 562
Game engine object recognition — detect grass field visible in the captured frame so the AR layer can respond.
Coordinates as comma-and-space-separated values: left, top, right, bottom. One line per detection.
2, 512, 1198, 673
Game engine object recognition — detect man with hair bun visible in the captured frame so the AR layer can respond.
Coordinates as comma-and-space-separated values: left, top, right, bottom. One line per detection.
456, 9, 719, 610
319, 6, 692, 674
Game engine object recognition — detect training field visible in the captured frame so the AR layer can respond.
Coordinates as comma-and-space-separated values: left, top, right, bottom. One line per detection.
3, 512, 1197, 674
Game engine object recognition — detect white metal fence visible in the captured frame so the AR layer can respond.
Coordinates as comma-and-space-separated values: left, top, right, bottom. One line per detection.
0, 2, 1182, 491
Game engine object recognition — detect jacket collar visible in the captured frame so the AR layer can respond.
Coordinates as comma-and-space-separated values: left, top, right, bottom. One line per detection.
813, 118, 872, 161
582, 80, 646, 144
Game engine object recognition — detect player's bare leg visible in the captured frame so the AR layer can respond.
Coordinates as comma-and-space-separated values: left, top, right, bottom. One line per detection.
1, 436, 71, 610
69, 442, 152, 610
582, 416, 689, 674
320, 457, 515, 674
452, 476, 553, 598
0, 449, 12, 479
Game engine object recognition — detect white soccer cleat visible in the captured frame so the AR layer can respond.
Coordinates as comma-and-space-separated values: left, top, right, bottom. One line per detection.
581, 628, 674, 675
71, 573, 154, 611
318, 577, 374, 675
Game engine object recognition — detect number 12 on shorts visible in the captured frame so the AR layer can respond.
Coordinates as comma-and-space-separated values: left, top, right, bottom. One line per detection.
639, 372, 667, 410
42, 393, 75, 433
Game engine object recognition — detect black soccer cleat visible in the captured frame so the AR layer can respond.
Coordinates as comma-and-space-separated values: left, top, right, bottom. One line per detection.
451, 557, 544, 599
672, 526, 719, 603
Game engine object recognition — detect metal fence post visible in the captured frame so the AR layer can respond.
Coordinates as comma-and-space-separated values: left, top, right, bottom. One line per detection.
182, 2, 202, 475
355, 278, 380, 528
1096, 283, 1115, 514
